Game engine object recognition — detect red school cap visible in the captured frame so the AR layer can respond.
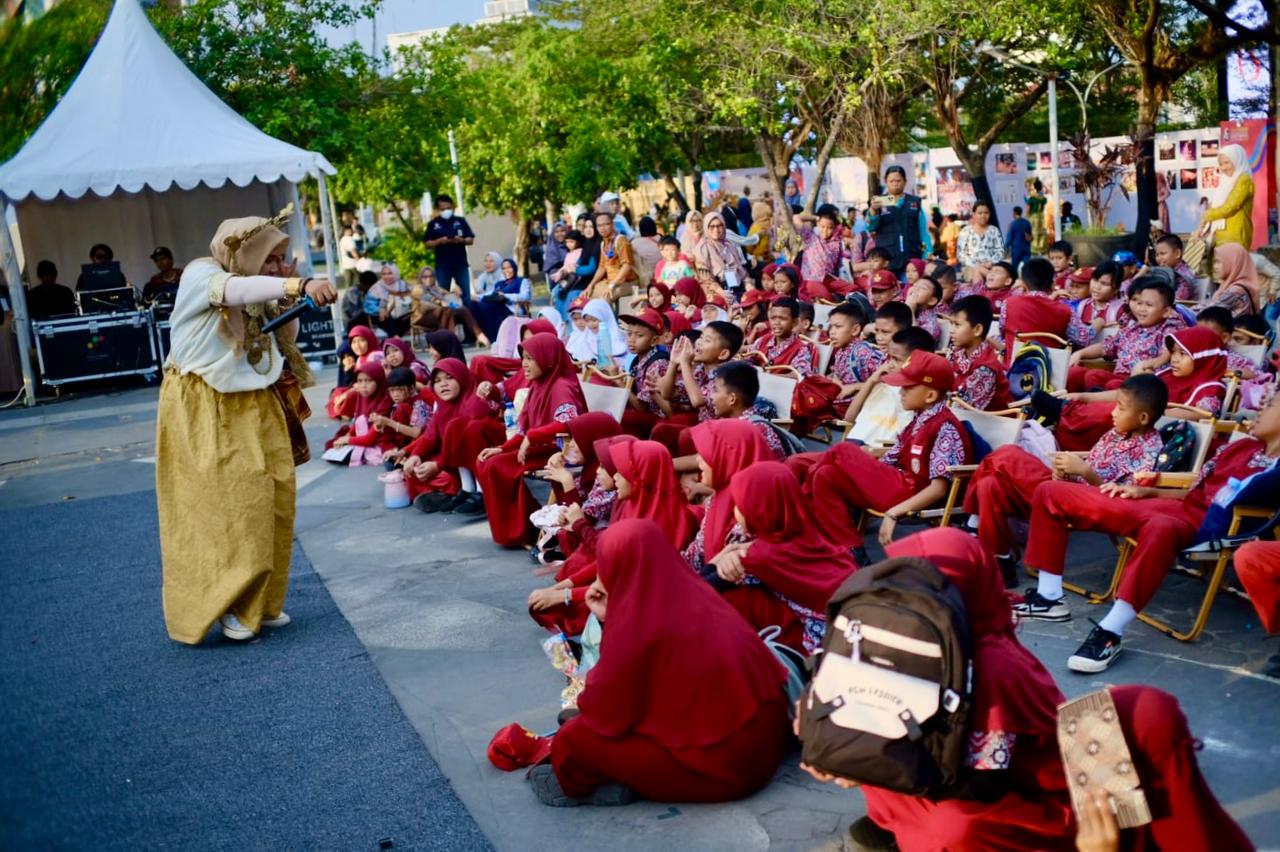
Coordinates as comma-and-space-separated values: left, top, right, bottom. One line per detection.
739, 289, 771, 308
881, 350, 956, 392
1069, 266, 1094, 284
619, 307, 665, 333
486, 723, 552, 771
870, 270, 900, 291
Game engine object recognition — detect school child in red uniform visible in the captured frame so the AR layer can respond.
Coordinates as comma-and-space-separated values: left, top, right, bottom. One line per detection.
748, 297, 817, 377
615, 307, 670, 437
1047, 239, 1074, 290
371, 366, 431, 462
325, 360, 392, 466
906, 275, 943, 345
1041, 326, 1228, 451
959, 260, 1016, 311
651, 320, 743, 453
867, 269, 902, 311
999, 257, 1091, 362
792, 301, 885, 431
530, 519, 789, 807
463, 334, 587, 541
402, 358, 502, 511
708, 462, 856, 653
1019, 388, 1280, 672
966, 374, 1167, 587
1068, 277, 1184, 391
1197, 306, 1261, 379
469, 317, 558, 384
1072, 261, 1126, 342
802, 351, 971, 557
682, 419, 774, 574
946, 295, 1011, 411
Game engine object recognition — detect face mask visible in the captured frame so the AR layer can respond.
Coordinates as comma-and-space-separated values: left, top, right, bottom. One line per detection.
440, 209, 454, 220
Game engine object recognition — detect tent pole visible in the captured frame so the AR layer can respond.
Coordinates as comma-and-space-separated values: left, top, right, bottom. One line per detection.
0, 205, 36, 407
287, 182, 312, 276
316, 172, 343, 351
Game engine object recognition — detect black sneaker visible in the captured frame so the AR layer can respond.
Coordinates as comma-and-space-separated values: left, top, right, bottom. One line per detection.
453, 492, 487, 516
847, 815, 899, 851
438, 491, 471, 514
997, 554, 1020, 589
528, 764, 635, 807
1262, 653, 1280, 680
1011, 589, 1071, 622
1068, 623, 1122, 673
413, 492, 451, 514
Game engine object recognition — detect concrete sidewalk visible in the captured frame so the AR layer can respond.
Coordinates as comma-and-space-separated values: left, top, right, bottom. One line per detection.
5, 385, 1279, 850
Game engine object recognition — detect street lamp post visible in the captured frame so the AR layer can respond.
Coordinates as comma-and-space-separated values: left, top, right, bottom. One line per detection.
1048, 73, 1061, 247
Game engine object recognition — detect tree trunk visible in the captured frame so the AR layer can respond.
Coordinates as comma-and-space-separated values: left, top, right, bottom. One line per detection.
756, 135, 790, 204
662, 172, 690, 216
692, 168, 705, 212
861, 144, 886, 206
512, 211, 530, 276
1131, 80, 1164, 258
803, 111, 848, 214
390, 202, 418, 239
954, 148, 999, 232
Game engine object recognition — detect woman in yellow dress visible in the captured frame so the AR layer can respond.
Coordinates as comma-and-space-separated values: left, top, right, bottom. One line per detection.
1198, 143, 1255, 249
157, 209, 336, 644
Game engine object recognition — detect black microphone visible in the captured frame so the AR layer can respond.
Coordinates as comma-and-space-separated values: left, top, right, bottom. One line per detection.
261, 295, 318, 334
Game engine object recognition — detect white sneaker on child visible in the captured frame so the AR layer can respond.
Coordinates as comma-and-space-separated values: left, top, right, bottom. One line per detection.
219, 613, 255, 641
260, 611, 292, 629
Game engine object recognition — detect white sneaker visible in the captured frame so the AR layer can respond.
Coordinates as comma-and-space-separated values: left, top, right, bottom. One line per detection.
219, 612, 255, 641
261, 611, 292, 629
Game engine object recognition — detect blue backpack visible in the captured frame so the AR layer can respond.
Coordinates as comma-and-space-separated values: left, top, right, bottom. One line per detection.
1194, 459, 1280, 545
1007, 342, 1053, 398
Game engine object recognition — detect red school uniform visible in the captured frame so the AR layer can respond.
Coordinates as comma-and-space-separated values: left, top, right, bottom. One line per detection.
1024, 436, 1277, 612
963, 428, 1164, 557
751, 331, 817, 377
1000, 290, 1091, 364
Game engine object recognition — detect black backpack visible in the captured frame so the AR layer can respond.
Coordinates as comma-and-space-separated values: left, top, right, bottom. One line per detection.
797, 557, 972, 796
1007, 341, 1053, 398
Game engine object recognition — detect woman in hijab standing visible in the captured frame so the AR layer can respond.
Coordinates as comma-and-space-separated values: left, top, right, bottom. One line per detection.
529, 519, 790, 807
157, 209, 337, 643
1197, 143, 1255, 251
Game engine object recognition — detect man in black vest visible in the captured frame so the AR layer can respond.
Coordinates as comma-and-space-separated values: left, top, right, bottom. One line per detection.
867, 165, 932, 276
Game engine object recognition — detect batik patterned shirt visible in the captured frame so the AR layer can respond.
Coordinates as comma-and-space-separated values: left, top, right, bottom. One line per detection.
629, 348, 671, 416
754, 333, 817, 377
831, 340, 886, 385
915, 306, 942, 346
948, 343, 1001, 411
1102, 316, 1185, 373
1171, 261, 1199, 301
1080, 428, 1164, 485
882, 401, 966, 481
738, 412, 787, 460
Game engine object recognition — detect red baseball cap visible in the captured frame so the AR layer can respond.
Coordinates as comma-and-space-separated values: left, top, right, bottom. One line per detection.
739, 289, 770, 308
568, 295, 588, 312
1069, 266, 1094, 284
619, 307, 664, 333
487, 723, 552, 771
870, 270, 900, 291
881, 350, 955, 392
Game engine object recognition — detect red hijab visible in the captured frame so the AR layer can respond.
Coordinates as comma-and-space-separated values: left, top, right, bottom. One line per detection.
382, 336, 418, 367
423, 358, 494, 437
578, 519, 786, 747
728, 463, 856, 612
347, 325, 378, 353
517, 333, 586, 432
610, 440, 699, 549
594, 434, 637, 478
664, 310, 692, 337
522, 318, 558, 339
1160, 326, 1228, 408
886, 528, 1062, 737
673, 276, 707, 308
350, 360, 391, 420
566, 412, 623, 489
647, 282, 673, 312
689, 419, 773, 560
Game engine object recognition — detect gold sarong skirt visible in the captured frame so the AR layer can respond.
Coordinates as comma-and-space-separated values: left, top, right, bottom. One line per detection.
156, 370, 296, 643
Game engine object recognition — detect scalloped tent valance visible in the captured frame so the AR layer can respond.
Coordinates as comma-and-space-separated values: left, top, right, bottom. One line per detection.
0, 0, 334, 204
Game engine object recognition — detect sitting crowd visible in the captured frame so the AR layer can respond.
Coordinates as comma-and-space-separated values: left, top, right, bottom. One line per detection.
320, 183, 1279, 849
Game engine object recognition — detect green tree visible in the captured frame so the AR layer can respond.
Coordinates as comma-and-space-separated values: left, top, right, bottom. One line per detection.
0, 0, 111, 162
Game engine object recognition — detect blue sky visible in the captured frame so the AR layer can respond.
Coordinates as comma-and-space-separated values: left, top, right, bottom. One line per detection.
319, 0, 489, 55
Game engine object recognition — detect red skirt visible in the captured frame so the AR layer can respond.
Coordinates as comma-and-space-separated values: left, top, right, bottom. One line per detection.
475, 445, 554, 547
720, 585, 805, 653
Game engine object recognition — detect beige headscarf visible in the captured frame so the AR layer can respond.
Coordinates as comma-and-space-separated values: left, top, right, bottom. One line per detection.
207, 210, 314, 387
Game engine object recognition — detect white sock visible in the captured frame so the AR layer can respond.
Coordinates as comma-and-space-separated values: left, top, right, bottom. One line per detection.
1037, 572, 1064, 601
966, 514, 979, 530
459, 468, 476, 492
1097, 600, 1136, 635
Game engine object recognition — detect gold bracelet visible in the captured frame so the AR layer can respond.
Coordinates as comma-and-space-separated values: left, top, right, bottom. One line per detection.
283, 277, 305, 300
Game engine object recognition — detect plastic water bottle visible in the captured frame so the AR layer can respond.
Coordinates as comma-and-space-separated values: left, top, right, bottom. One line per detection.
504, 401, 518, 439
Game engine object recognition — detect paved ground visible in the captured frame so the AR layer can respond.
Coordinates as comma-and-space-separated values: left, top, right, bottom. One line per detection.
2, 376, 1278, 851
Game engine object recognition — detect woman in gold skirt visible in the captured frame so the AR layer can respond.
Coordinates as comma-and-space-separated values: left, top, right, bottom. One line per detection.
157, 209, 336, 644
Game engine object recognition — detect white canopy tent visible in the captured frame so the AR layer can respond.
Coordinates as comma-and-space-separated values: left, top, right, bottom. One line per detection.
0, 0, 340, 405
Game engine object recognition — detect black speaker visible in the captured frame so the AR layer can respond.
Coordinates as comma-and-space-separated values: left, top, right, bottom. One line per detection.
33, 312, 157, 385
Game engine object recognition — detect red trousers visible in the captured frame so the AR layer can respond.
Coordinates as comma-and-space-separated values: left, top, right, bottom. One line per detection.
1056, 400, 1114, 452
405, 468, 459, 499
1024, 481, 1199, 611
963, 446, 1052, 556
470, 354, 519, 385
721, 585, 804, 653
806, 443, 918, 548
1067, 365, 1125, 393
476, 445, 554, 547
1235, 540, 1280, 633
621, 408, 659, 438
550, 695, 789, 801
